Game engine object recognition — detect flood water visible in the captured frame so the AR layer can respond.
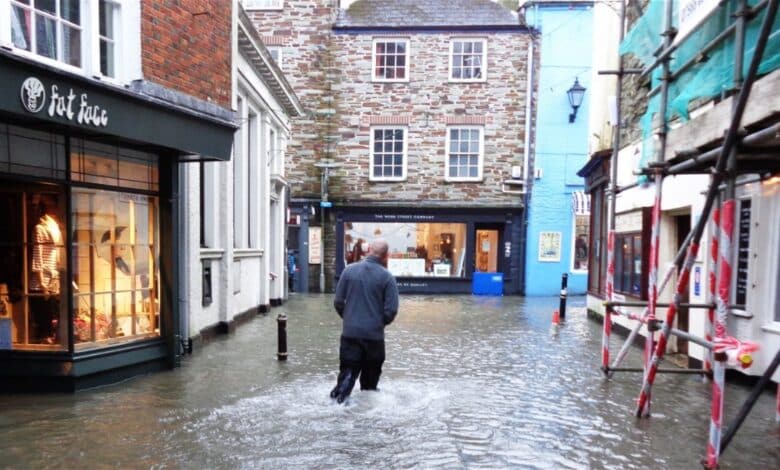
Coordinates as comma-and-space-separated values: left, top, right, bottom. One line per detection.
0, 295, 778, 469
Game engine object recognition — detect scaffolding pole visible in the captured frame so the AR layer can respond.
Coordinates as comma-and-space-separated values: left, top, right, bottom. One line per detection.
599, 1, 780, 464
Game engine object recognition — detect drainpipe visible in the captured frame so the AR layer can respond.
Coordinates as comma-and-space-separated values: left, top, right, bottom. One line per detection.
523, 41, 534, 189
177, 165, 191, 358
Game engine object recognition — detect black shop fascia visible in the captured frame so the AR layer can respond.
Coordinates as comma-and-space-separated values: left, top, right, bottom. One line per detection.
0, 52, 235, 392
336, 206, 524, 295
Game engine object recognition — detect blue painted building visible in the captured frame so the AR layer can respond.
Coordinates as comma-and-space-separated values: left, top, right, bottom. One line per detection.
522, 1, 593, 296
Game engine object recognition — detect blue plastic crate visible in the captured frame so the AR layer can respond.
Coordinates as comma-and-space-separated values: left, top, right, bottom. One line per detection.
472, 272, 503, 296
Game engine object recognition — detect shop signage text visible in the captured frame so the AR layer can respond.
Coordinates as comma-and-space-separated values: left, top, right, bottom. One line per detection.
20, 77, 109, 128
371, 214, 435, 221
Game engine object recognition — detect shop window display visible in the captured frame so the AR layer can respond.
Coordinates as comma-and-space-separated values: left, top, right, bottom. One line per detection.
0, 189, 67, 350
72, 188, 159, 349
344, 222, 467, 278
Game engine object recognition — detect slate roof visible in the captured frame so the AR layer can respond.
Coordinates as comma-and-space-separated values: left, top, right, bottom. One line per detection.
334, 0, 523, 29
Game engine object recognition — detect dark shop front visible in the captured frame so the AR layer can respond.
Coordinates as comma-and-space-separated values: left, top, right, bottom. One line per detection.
335, 207, 524, 294
0, 53, 234, 391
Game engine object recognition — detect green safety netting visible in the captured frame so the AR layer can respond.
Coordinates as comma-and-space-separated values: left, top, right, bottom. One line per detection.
619, 0, 780, 176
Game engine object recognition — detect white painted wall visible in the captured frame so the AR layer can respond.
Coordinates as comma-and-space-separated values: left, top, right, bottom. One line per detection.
182, 2, 293, 341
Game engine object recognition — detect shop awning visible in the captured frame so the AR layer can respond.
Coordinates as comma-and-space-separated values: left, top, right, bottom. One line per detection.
0, 53, 236, 161
572, 191, 590, 215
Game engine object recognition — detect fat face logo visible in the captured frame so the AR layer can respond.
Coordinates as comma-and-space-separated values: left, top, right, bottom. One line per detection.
19, 77, 109, 127
20, 77, 46, 113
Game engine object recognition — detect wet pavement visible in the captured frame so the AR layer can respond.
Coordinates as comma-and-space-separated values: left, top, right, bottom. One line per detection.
0, 294, 778, 469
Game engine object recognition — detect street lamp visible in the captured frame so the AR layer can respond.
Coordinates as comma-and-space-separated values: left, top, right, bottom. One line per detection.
567, 78, 586, 123
314, 161, 342, 293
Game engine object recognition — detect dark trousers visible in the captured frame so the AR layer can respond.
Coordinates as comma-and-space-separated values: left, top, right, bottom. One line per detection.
332, 336, 385, 400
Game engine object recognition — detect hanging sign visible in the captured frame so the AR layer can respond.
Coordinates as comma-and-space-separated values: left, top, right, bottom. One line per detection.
20, 76, 109, 127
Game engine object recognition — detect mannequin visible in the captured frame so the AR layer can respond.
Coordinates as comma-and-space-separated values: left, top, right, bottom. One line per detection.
29, 196, 63, 344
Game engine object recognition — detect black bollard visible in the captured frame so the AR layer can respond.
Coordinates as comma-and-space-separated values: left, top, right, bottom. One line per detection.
559, 273, 568, 320
277, 313, 287, 361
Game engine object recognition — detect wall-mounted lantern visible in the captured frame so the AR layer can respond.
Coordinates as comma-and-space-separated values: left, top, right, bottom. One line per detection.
567, 78, 586, 123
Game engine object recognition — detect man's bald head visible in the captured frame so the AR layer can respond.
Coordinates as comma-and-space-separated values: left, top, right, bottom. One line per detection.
369, 239, 389, 258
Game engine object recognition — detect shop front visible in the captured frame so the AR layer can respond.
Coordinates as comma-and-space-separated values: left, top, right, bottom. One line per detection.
335, 207, 524, 294
0, 54, 234, 391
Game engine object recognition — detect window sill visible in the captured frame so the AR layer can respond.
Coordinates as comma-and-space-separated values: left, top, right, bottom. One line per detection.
3, 46, 127, 87
372, 78, 410, 84
448, 79, 487, 84
200, 248, 225, 260
445, 177, 484, 183
369, 177, 407, 183
761, 323, 780, 335
234, 248, 264, 259
731, 309, 753, 319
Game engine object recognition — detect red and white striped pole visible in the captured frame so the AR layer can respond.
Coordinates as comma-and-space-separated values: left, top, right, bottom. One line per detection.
641, 172, 663, 417
602, 230, 615, 371
635, 241, 699, 416
705, 206, 720, 377
705, 199, 735, 469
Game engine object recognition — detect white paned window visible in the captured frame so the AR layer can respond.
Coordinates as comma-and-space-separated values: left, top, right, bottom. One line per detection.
445, 126, 483, 181
370, 127, 406, 181
267, 46, 282, 67
372, 38, 409, 82
242, 0, 283, 10
11, 0, 82, 66
6, 0, 123, 79
450, 38, 487, 82
98, 0, 118, 77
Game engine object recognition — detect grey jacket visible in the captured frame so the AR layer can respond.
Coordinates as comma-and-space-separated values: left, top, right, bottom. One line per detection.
334, 255, 399, 341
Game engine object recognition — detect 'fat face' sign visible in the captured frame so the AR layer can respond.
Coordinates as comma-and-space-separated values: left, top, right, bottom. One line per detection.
20, 76, 109, 128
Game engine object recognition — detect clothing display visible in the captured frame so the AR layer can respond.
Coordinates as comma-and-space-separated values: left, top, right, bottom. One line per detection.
30, 212, 63, 344
30, 214, 63, 295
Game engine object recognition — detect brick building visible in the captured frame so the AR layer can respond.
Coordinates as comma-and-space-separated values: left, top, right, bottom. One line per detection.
0, 0, 235, 390
247, 0, 536, 294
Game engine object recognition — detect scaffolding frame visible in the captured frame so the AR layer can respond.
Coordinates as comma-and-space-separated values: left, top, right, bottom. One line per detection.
599, 1, 780, 468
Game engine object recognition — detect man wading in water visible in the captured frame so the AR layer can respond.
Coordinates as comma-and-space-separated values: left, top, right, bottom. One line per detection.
330, 239, 399, 403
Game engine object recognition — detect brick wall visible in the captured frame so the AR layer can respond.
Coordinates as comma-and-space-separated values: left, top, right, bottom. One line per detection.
141, 0, 232, 108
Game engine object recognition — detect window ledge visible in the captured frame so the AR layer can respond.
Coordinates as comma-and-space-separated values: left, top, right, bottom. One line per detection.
200, 248, 224, 260
234, 248, 264, 259
372, 79, 410, 84
448, 79, 487, 84
445, 177, 484, 183
369, 178, 407, 183
731, 309, 753, 319
760, 323, 780, 335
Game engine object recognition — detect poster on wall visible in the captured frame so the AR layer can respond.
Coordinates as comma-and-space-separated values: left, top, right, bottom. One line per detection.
309, 227, 322, 265
538, 231, 562, 262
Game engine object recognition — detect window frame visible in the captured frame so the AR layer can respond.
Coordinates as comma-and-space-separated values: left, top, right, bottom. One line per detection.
369, 126, 407, 182
4, 0, 127, 81
571, 212, 590, 273
445, 125, 484, 182
371, 37, 410, 83
614, 231, 647, 299
449, 37, 487, 83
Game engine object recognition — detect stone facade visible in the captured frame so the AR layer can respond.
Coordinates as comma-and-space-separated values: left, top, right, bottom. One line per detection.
141, 0, 232, 108
248, 1, 535, 291
329, 32, 531, 205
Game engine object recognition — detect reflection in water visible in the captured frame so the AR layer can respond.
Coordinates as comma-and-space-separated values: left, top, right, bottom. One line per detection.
0, 295, 778, 469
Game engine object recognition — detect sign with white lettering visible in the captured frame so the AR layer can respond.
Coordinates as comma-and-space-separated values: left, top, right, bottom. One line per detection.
19, 76, 109, 128
676, 0, 720, 44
